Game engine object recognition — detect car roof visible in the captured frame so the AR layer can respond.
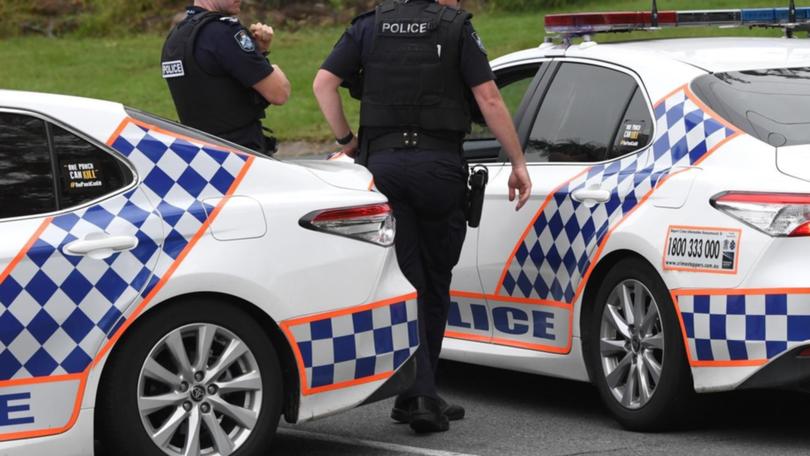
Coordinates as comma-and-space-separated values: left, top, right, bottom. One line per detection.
492, 37, 810, 74
0, 89, 129, 143
0, 89, 123, 113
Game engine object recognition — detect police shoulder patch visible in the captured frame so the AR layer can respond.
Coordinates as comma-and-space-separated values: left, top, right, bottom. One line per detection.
162, 60, 185, 79
472, 32, 487, 55
234, 29, 256, 52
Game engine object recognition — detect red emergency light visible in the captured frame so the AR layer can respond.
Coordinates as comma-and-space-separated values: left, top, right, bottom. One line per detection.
545, 11, 677, 34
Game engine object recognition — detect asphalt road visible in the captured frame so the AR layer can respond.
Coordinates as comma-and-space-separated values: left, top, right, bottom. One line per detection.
271, 360, 810, 456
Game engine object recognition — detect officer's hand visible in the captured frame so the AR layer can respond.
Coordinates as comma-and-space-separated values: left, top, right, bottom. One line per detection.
508, 165, 532, 211
250, 23, 274, 54
341, 136, 359, 159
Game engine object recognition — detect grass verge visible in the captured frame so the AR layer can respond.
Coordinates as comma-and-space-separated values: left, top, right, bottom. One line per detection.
0, 1, 790, 141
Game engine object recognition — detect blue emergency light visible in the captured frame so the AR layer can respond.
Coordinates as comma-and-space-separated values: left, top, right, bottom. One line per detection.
545, 0, 810, 37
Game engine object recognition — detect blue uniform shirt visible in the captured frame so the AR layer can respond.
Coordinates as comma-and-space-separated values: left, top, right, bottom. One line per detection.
187, 6, 274, 88
183, 6, 274, 150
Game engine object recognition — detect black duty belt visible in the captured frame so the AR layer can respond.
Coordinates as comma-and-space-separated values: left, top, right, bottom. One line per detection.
368, 131, 460, 151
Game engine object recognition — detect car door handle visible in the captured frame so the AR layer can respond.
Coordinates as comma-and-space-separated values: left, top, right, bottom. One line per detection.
571, 188, 611, 206
64, 234, 139, 259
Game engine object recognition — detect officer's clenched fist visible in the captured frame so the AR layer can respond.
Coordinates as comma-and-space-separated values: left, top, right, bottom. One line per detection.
250, 23, 274, 54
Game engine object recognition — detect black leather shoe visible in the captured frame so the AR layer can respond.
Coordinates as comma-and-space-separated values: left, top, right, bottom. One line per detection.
392, 396, 465, 423
408, 396, 449, 434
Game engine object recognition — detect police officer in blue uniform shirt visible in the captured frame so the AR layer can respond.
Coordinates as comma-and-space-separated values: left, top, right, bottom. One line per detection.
313, 0, 532, 434
162, 0, 291, 153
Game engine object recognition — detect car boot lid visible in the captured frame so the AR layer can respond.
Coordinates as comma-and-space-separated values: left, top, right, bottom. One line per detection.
776, 145, 810, 183
287, 159, 374, 192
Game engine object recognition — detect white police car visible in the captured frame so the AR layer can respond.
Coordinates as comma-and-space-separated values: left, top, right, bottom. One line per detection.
444, 5, 810, 430
0, 90, 417, 455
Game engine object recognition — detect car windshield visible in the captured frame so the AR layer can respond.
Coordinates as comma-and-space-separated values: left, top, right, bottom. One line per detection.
124, 106, 266, 158
691, 67, 810, 147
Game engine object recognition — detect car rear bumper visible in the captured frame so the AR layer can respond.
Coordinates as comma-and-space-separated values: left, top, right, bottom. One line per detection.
670, 236, 810, 392
738, 345, 810, 392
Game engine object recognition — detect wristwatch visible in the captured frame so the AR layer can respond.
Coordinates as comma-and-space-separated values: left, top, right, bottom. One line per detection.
336, 131, 354, 146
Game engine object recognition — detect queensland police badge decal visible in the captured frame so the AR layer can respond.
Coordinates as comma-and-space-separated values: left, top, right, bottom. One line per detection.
234, 30, 256, 52
472, 32, 487, 55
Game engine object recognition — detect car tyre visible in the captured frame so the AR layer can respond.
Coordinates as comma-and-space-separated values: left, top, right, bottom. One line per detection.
584, 257, 695, 431
97, 297, 283, 456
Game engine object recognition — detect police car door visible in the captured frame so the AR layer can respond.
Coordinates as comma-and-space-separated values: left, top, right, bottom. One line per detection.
447, 62, 547, 346
475, 60, 655, 358
0, 111, 161, 436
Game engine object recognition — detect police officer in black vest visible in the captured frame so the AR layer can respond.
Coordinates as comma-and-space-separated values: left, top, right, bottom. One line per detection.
314, 0, 531, 434
162, 0, 291, 153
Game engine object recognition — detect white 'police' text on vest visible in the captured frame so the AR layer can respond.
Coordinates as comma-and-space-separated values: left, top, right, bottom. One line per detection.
162, 60, 185, 79
380, 21, 431, 36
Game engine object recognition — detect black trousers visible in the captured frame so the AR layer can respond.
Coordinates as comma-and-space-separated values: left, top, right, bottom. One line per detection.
367, 147, 467, 400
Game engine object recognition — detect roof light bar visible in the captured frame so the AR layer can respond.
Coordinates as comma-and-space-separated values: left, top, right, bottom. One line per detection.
545, 6, 810, 35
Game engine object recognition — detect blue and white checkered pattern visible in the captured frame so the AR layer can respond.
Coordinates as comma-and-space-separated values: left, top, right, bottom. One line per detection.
678, 294, 810, 362
501, 89, 737, 303
0, 120, 250, 380
288, 300, 419, 392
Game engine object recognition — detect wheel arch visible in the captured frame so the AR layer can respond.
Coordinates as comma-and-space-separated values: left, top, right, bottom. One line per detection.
94, 291, 301, 427
578, 250, 698, 430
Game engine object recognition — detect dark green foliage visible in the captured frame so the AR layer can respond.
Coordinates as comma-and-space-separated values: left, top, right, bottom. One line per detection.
0, 0, 579, 37
481, 0, 587, 11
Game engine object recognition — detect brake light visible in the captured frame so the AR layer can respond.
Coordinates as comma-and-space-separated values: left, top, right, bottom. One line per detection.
790, 222, 810, 237
300, 203, 395, 246
711, 192, 810, 237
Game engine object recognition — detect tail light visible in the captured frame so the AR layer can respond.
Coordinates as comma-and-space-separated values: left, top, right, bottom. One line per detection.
711, 192, 810, 237
299, 203, 395, 246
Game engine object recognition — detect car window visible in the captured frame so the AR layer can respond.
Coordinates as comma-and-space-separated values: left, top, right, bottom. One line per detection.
608, 87, 653, 160
691, 67, 810, 147
0, 113, 57, 219
526, 63, 640, 163
52, 124, 134, 209
467, 65, 541, 140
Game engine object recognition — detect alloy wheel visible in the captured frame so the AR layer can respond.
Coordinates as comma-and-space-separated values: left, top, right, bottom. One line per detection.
599, 279, 665, 410
137, 323, 263, 456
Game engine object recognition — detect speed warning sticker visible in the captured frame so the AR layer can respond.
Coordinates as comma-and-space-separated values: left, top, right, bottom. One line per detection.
663, 226, 741, 274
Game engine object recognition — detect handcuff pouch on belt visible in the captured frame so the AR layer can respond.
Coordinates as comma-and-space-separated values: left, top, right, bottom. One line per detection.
466, 165, 488, 228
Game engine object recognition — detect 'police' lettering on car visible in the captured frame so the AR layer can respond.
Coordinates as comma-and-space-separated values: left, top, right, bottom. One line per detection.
0, 393, 34, 427
448, 301, 556, 341
380, 21, 431, 36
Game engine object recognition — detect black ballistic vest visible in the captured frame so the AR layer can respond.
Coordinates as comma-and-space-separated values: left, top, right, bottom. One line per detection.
360, 0, 472, 133
161, 11, 267, 136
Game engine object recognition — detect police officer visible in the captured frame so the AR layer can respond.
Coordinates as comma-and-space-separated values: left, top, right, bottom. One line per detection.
313, 0, 531, 434
161, 0, 291, 153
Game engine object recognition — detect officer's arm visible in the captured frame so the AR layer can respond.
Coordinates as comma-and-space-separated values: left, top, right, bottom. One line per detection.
471, 80, 532, 210
313, 69, 355, 148
253, 65, 291, 105
471, 81, 525, 167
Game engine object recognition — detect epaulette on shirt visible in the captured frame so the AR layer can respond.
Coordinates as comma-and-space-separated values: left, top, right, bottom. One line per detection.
351, 9, 374, 24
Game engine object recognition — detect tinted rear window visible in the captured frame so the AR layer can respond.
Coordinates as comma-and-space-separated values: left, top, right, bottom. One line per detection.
691, 67, 810, 147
